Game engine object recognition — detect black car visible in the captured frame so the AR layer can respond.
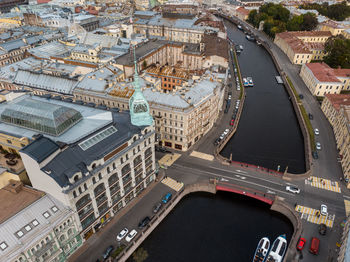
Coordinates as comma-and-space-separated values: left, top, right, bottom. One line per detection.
312, 151, 319, 159
299, 94, 304, 99
319, 223, 327, 235
153, 202, 162, 213
102, 245, 114, 259
308, 113, 313, 120
214, 138, 220, 146
138, 216, 151, 229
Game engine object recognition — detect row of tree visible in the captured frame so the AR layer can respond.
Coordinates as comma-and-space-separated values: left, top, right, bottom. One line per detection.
300, 1, 350, 21
247, 3, 318, 38
324, 35, 350, 69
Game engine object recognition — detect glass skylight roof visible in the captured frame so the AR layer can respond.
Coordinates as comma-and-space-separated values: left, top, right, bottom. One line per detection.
0, 98, 82, 136
79, 126, 117, 151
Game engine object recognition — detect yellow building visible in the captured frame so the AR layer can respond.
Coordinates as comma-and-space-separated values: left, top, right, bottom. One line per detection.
274, 31, 331, 65
0, 168, 20, 189
300, 63, 350, 97
321, 94, 350, 187
318, 20, 348, 36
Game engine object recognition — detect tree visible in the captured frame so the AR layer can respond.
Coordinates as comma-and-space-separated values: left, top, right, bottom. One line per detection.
286, 15, 303, 31
247, 9, 258, 27
324, 35, 350, 69
300, 13, 318, 31
132, 247, 149, 262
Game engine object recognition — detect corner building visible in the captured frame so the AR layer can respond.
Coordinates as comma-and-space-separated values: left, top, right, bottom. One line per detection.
3, 94, 157, 241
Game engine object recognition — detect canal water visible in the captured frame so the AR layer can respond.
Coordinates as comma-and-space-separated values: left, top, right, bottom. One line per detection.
221, 20, 305, 174
135, 192, 293, 262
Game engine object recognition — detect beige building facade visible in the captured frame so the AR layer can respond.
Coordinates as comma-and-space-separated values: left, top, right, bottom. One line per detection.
274, 31, 331, 65
300, 63, 350, 97
321, 94, 350, 186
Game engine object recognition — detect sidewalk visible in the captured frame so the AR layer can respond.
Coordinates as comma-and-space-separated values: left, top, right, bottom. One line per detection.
68, 177, 162, 262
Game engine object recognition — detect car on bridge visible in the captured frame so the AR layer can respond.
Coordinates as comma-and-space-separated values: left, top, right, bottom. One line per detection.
314, 128, 319, 135
285, 185, 300, 194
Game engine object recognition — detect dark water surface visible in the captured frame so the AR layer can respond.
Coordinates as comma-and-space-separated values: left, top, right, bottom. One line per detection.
137, 192, 293, 262
221, 21, 305, 174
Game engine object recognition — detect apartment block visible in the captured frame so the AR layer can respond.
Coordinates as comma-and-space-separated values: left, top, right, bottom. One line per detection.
321, 94, 350, 185
274, 31, 331, 65
300, 63, 350, 96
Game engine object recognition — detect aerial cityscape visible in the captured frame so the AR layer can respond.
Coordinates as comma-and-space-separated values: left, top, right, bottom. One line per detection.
0, 0, 349, 261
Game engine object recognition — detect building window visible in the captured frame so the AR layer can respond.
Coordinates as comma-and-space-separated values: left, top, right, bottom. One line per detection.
98, 173, 102, 180
43, 211, 51, 219
25, 225, 32, 232
32, 220, 39, 227
16, 230, 24, 238
0, 242, 8, 250
51, 206, 58, 213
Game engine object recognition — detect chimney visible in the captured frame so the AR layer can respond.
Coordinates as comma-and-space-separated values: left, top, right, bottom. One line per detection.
6, 180, 23, 194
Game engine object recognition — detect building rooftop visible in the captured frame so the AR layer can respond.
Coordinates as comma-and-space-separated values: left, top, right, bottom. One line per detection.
0, 182, 72, 261
0, 181, 42, 224
203, 34, 228, 60
13, 69, 78, 95
28, 41, 73, 59
0, 95, 113, 144
305, 63, 341, 83
325, 94, 350, 111
37, 111, 143, 188
1, 97, 83, 136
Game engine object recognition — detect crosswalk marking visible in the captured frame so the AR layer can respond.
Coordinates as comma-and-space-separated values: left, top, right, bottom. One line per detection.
295, 205, 334, 228
190, 151, 214, 161
161, 177, 184, 192
305, 176, 341, 193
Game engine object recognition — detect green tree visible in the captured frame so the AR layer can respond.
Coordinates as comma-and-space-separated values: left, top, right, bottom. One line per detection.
324, 35, 350, 69
300, 13, 318, 31
286, 15, 303, 31
301, 1, 350, 21
132, 247, 149, 262
247, 9, 258, 26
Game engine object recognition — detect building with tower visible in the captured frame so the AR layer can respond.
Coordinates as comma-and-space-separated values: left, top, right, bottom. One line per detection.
0, 79, 157, 241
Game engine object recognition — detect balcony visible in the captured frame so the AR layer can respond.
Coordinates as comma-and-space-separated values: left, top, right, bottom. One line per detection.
33, 240, 54, 258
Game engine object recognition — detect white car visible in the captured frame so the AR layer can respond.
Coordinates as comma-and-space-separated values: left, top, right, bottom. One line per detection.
116, 228, 128, 241
286, 185, 300, 194
314, 128, 320, 135
125, 229, 137, 242
228, 95, 232, 100
320, 204, 328, 216
316, 142, 322, 150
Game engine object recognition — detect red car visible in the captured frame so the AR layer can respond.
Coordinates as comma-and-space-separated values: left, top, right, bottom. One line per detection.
297, 237, 306, 251
230, 119, 234, 126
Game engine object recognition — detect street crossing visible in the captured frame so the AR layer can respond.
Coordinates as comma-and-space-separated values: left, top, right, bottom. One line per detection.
161, 177, 184, 192
305, 176, 341, 193
295, 205, 334, 228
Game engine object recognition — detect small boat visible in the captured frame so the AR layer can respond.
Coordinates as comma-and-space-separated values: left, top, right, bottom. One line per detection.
246, 35, 256, 41
265, 235, 287, 262
252, 237, 270, 262
239, 45, 243, 50
243, 78, 249, 87
256, 40, 261, 45
247, 77, 254, 87
238, 25, 243, 30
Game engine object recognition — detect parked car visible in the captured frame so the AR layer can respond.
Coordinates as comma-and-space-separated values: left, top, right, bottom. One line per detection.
125, 230, 137, 242
138, 216, 151, 229
153, 202, 162, 213
308, 113, 313, 120
318, 223, 327, 235
297, 237, 306, 251
228, 95, 232, 100
309, 237, 320, 255
230, 119, 234, 126
316, 142, 322, 150
299, 94, 304, 99
162, 193, 172, 204
116, 228, 128, 241
214, 138, 220, 146
314, 128, 319, 135
102, 245, 114, 259
320, 204, 328, 216
312, 151, 319, 159
286, 185, 300, 194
